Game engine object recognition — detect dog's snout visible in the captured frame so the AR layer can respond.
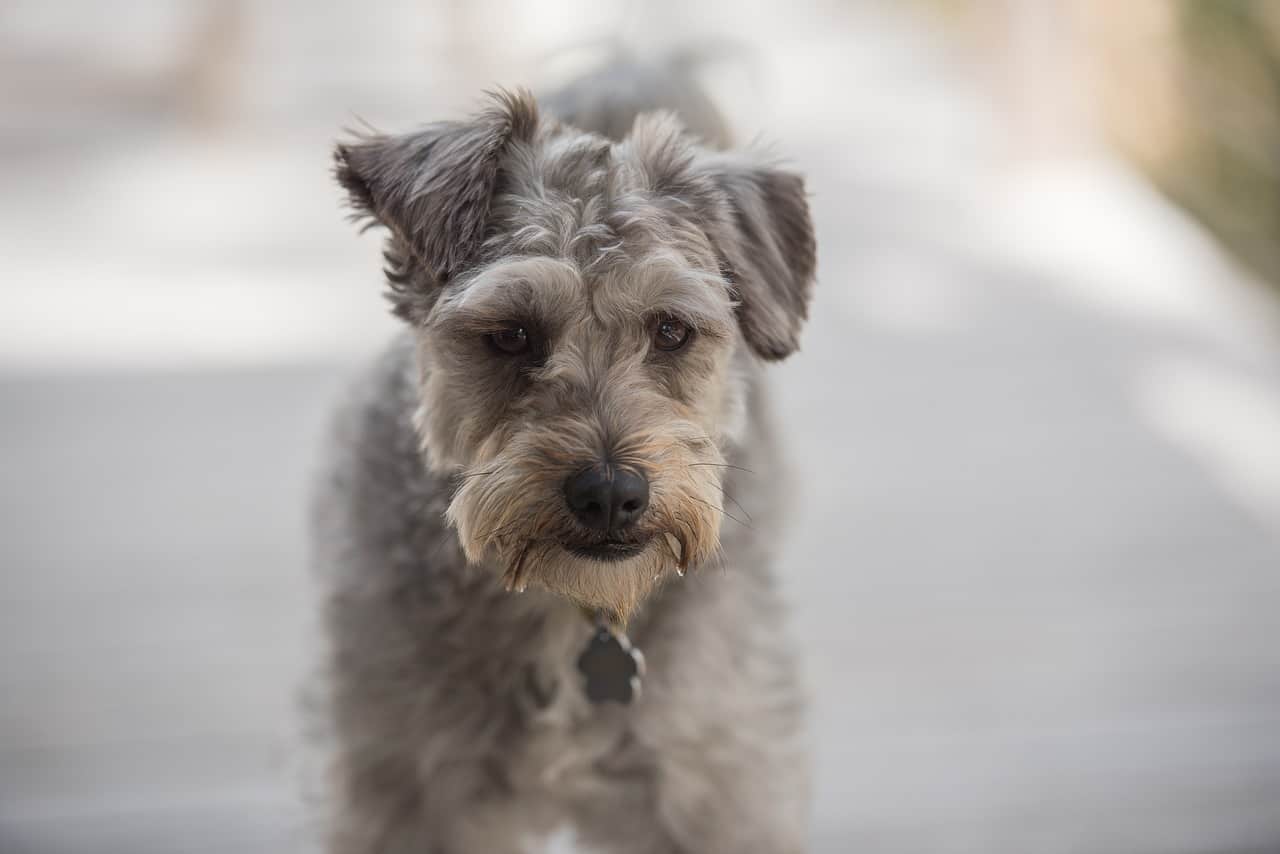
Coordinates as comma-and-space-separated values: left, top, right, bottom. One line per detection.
564, 465, 649, 532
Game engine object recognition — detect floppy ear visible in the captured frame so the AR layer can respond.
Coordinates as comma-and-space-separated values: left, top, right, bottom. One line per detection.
630, 112, 817, 360
333, 90, 538, 311
703, 157, 817, 360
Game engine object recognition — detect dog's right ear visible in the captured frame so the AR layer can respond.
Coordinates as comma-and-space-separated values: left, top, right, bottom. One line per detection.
334, 90, 538, 295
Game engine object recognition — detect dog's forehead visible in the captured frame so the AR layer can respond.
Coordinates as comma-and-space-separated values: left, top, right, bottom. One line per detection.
496, 127, 716, 258
446, 129, 732, 327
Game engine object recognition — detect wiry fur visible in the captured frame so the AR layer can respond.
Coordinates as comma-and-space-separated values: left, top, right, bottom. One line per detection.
314, 61, 817, 854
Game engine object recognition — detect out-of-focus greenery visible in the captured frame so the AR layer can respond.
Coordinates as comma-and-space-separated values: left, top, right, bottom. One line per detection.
1162, 1, 1280, 287
915, 0, 1280, 290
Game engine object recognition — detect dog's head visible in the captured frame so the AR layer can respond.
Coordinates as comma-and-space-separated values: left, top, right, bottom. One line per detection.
335, 90, 815, 618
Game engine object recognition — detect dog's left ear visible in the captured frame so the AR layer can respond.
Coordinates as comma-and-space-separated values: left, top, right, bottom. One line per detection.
702, 157, 817, 360
333, 90, 539, 288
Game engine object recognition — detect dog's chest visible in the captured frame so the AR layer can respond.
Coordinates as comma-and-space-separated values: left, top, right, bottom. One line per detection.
438, 599, 682, 852
509, 651, 643, 788
477, 652, 656, 853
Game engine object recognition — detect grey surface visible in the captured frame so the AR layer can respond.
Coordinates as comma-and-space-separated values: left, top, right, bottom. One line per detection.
1, 369, 335, 854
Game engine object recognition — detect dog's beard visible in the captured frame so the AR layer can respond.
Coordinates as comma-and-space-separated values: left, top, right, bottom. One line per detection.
499, 541, 675, 618
445, 424, 725, 620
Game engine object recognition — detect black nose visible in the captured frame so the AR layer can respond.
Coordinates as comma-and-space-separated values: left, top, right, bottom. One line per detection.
564, 465, 650, 532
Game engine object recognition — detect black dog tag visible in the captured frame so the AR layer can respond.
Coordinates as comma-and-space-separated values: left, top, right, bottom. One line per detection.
577, 624, 645, 704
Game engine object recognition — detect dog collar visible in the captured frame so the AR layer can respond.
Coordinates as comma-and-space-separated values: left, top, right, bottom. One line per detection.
576, 611, 645, 704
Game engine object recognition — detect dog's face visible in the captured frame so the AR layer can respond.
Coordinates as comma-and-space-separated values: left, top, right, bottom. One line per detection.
335, 91, 815, 618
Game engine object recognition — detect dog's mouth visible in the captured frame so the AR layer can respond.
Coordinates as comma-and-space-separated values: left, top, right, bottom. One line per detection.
563, 536, 651, 563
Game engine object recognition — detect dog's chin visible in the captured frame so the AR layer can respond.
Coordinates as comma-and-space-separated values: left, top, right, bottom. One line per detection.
562, 536, 651, 564
502, 535, 675, 619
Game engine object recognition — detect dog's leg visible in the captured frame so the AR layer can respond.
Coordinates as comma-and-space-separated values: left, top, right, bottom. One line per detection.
648, 729, 809, 854
324, 766, 436, 854
630, 565, 810, 854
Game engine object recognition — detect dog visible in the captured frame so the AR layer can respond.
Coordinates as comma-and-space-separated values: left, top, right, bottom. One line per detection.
313, 57, 817, 854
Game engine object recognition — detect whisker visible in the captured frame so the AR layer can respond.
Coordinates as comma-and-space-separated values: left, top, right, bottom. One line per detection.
472, 519, 527, 545
425, 522, 464, 565
686, 462, 755, 475
685, 495, 751, 530
704, 480, 753, 523
453, 468, 499, 483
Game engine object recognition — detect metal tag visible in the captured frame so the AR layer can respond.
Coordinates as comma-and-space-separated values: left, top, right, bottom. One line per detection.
577, 624, 645, 705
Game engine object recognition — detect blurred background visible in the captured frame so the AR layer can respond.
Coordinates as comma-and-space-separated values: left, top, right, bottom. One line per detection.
3, 1, 1280, 852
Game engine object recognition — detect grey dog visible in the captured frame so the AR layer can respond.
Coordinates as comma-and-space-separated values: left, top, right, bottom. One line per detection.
312, 59, 818, 854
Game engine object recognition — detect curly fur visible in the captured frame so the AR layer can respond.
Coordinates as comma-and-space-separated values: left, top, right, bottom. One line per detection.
313, 59, 817, 854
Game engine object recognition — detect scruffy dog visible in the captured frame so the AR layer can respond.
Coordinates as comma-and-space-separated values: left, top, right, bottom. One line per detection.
313, 61, 817, 854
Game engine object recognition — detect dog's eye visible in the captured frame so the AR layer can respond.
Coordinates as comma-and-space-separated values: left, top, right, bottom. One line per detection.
653, 317, 692, 352
489, 325, 530, 355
